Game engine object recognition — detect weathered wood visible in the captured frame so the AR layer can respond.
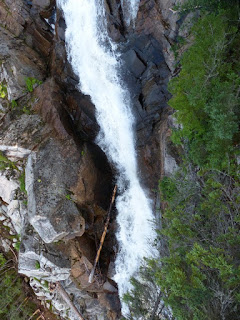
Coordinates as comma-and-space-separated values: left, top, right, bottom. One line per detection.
88, 185, 117, 283
55, 282, 86, 320
28, 309, 41, 320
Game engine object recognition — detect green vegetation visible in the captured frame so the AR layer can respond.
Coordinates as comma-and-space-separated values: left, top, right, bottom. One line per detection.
0, 253, 38, 319
22, 105, 32, 114
35, 261, 41, 270
11, 99, 17, 108
25, 77, 42, 93
155, 166, 240, 320
124, 3, 240, 320
169, 12, 240, 169
174, 0, 239, 12
19, 171, 27, 194
0, 83, 7, 99
0, 151, 17, 170
65, 194, 72, 201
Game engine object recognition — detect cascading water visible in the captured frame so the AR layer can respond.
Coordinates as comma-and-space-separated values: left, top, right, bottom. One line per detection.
57, 0, 155, 315
121, 0, 140, 25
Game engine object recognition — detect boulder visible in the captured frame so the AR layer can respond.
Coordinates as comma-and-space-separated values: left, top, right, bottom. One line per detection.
18, 224, 71, 281
25, 142, 85, 243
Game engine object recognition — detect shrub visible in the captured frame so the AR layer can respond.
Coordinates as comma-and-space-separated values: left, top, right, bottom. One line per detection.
0, 253, 37, 319
0, 83, 7, 99
25, 77, 42, 93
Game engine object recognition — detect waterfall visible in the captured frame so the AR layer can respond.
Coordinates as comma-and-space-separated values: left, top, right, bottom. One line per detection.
57, 0, 155, 315
121, 0, 140, 25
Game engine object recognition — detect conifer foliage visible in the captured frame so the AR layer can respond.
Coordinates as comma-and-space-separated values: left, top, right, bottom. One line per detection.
123, 1, 240, 319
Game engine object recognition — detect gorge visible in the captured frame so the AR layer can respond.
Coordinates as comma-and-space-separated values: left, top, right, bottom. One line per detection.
57, 0, 156, 312
0, 0, 184, 319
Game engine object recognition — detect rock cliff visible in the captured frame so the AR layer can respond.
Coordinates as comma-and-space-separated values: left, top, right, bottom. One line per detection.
0, 0, 184, 319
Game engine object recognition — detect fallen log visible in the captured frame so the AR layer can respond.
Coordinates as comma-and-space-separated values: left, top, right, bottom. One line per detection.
52, 282, 86, 320
88, 185, 117, 283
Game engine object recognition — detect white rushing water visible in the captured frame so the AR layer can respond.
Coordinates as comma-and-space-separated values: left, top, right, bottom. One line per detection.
57, 0, 155, 314
121, 0, 140, 25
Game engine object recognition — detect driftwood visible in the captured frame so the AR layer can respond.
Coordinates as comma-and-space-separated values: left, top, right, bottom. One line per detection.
49, 282, 86, 320
88, 185, 117, 283
28, 309, 41, 320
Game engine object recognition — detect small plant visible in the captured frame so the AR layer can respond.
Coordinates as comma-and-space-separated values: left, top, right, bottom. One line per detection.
0, 83, 7, 99
14, 240, 21, 252
19, 171, 27, 194
35, 261, 41, 269
22, 105, 31, 115
65, 194, 72, 201
11, 99, 17, 108
42, 280, 49, 289
0, 151, 17, 170
25, 77, 42, 93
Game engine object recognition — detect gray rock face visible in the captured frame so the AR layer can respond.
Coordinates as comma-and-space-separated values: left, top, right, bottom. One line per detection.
0, 26, 45, 100
0, 171, 24, 234
32, 0, 50, 8
18, 224, 71, 281
26, 140, 85, 244
122, 50, 146, 78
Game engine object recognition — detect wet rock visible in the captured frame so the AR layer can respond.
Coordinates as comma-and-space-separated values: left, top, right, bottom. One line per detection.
33, 78, 71, 140
98, 292, 121, 318
103, 281, 118, 293
66, 93, 99, 140
122, 49, 146, 78
32, 0, 50, 8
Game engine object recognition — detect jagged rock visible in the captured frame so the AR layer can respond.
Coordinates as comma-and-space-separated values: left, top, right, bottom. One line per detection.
0, 172, 24, 233
25, 142, 85, 243
32, 0, 50, 8
0, 26, 45, 100
103, 281, 118, 293
33, 78, 71, 140
0, 173, 18, 204
122, 49, 146, 78
19, 224, 71, 281
0, 114, 50, 150
164, 152, 178, 176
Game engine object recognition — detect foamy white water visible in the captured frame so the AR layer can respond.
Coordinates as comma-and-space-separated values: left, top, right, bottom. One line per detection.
57, 0, 155, 314
121, 0, 140, 25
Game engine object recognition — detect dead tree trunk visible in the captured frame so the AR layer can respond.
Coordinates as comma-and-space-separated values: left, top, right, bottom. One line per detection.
88, 185, 117, 283
55, 282, 86, 320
